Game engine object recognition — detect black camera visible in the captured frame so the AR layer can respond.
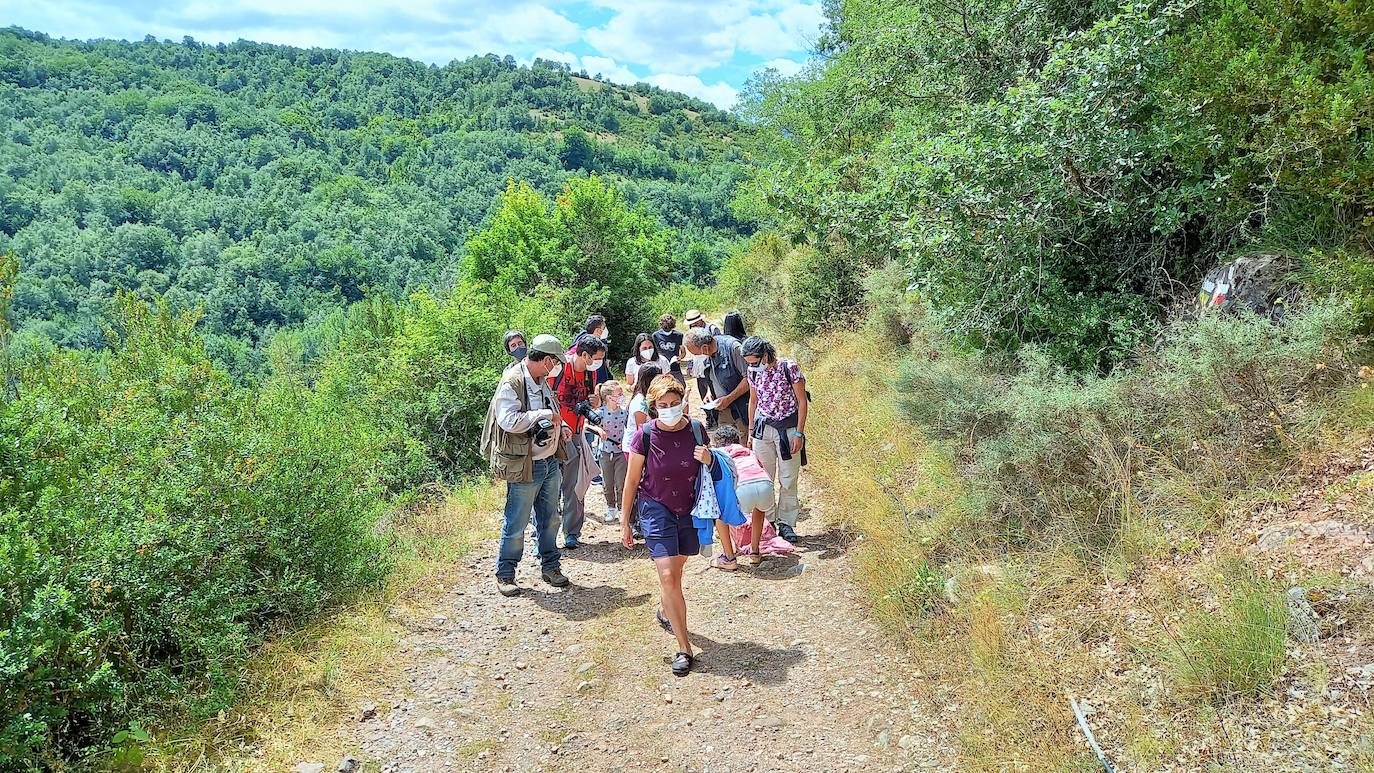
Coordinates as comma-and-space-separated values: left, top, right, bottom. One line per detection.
529, 417, 554, 446
574, 400, 602, 426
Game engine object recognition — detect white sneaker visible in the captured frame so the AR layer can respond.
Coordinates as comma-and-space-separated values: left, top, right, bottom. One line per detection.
605, 506, 619, 524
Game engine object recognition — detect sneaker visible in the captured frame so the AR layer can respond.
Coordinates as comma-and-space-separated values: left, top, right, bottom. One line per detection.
591, 475, 604, 485
496, 576, 520, 597
603, 507, 619, 525
776, 522, 799, 544
563, 535, 580, 550
542, 568, 570, 588
655, 607, 673, 634
671, 651, 694, 677
710, 554, 739, 571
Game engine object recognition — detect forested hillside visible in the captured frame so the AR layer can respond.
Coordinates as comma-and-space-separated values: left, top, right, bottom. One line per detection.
0, 27, 749, 371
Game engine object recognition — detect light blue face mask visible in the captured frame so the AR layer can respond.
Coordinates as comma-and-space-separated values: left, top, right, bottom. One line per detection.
657, 403, 685, 424
748, 363, 765, 373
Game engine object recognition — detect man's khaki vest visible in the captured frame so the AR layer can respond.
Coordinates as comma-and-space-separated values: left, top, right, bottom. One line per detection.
481, 366, 566, 483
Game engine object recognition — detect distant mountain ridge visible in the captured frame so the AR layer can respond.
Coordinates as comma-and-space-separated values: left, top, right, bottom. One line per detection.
0, 27, 752, 368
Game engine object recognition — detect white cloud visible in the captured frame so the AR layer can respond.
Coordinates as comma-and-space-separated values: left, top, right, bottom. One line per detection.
581, 55, 642, 85
585, 1, 822, 75
647, 73, 738, 109
762, 57, 805, 76
531, 48, 580, 67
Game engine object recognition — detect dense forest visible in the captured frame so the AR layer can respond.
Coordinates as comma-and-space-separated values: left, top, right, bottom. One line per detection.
0, 27, 750, 372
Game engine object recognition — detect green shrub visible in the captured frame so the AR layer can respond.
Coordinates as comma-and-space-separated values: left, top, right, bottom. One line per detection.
0, 297, 392, 762
648, 283, 722, 327
1166, 577, 1288, 701
784, 243, 865, 338
895, 300, 1360, 556
717, 232, 791, 333
860, 259, 923, 347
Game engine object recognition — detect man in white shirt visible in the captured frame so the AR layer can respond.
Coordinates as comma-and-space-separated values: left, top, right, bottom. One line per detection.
482, 334, 575, 596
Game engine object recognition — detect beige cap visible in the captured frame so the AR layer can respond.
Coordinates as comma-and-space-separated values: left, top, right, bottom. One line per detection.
529, 334, 567, 363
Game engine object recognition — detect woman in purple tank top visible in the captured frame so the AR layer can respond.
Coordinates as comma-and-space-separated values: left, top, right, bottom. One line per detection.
619, 375, 714, 677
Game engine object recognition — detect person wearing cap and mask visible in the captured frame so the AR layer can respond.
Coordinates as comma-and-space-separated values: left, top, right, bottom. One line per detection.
684, 310, 722, 426
503, 330, 527, 372
684, 327, 750, 437
481, 334, 575, 597
741, 336, 808, 545
553, 336, 608, 550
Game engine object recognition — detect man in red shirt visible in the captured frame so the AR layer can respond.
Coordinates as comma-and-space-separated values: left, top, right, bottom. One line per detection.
554, 336, 607, 549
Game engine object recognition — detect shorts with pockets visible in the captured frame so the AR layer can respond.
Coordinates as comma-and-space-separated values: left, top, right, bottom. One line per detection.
637, 496, 700, 559
735, 478, 774, 514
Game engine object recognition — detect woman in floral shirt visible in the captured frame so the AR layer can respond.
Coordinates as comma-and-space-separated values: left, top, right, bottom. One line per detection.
742, 336, 808, 544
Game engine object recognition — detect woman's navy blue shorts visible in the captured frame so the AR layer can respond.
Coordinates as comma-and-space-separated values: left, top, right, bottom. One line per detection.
637, 497, 700, 559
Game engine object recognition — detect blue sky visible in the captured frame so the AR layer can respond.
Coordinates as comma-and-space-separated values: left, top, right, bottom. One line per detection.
3, 0, 822, 107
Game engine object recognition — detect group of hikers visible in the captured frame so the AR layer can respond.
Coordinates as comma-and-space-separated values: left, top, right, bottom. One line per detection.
481, 310, 809, 676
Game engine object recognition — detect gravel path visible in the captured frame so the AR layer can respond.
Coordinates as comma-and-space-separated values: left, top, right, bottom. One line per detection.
335, 436, 955, 771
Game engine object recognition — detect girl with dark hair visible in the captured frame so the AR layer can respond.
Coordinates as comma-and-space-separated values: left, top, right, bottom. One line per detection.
626, 332, 671, 387
722, 310, 746, 340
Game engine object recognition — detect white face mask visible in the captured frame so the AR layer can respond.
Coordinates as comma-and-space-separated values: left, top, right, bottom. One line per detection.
600, 328, 610, 341
747, 362, 764, 373
656, 403, 685, 424
548, 363, 563, 380
640, 347, 655, 360
590, 357, 605, 371
692, 353, 709, 372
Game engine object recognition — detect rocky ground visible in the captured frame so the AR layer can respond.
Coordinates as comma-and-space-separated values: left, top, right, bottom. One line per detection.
291, 478, 957, 773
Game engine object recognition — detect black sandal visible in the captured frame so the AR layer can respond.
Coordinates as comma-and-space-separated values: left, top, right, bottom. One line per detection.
655, 607, 673, 634
671, 651, 694, 676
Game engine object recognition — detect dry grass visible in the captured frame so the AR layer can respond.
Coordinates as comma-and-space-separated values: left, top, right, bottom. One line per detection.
142, 485, 503, 771
797, 331, 1106, 769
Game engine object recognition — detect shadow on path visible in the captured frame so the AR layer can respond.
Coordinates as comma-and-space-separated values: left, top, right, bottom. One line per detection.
739, 552, 803, 581
525, 583, 651, 621
562, 539, 643, 564
793, 524, 855, 561
688, 632, 806, 684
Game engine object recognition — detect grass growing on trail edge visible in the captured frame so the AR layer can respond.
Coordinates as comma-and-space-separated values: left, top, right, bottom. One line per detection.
790, 308, 1374, 771
140, 485, 502, 772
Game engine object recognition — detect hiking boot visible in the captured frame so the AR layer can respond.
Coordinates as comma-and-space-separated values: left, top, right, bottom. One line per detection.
776, 522, 799, 544
671, 651, 694, 677
542, 568, 570, 588
496, 576, 520, 597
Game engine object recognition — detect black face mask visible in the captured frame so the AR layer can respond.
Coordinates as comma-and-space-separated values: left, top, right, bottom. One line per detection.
510, 346, 528, 361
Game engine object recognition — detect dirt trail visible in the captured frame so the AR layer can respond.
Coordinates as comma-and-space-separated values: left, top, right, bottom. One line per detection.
327, 405, 956, 772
